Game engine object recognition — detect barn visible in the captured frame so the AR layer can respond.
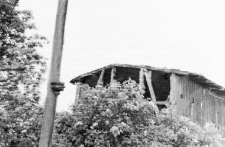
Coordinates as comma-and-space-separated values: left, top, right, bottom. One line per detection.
70, 64, 225, 130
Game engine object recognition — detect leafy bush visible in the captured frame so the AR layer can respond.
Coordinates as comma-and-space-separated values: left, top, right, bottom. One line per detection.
53, 79, 223, 147
0, 1, 46, 146
0, 105, 43, 147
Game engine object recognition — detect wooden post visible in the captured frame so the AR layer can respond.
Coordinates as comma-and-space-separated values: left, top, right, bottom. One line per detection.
75, 82, 81, 105
144, 69, 156, 102
97, 69, 105, 86
139, 68, 145, 93
39, 0, 68, 147
110, 67, 116, 84
110, 67, 120, 88
169, 73, 179, 115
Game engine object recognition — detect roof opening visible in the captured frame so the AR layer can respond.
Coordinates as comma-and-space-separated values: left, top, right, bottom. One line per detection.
114, 66, 139, 84
143, 75, 151, 98
152, 71, 170, 101
80, 73, 99, 87
102, 68, 112, 86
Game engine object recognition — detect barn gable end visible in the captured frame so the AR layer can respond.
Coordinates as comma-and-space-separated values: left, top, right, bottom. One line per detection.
170, 74, 225, 129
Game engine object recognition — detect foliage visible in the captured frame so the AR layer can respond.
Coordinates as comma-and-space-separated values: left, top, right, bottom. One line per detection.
0, 0, 47, 101
202, 122, 225, 147
52, 79, 223, 147
0, 1, 46, 146
0, 101, 43, 147
53, 79, 156, 147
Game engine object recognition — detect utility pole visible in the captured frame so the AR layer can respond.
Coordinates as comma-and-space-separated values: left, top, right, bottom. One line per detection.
39, 0, 68, 146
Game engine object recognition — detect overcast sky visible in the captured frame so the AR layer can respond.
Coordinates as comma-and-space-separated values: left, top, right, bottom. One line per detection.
19, 0, 225, 112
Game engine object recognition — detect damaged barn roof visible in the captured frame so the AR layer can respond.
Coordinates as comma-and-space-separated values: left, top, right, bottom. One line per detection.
70, 64, 225, 95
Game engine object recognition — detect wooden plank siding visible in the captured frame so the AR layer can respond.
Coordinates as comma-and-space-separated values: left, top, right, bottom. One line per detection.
224, 100, 225, 128
75, 82, 81, 105
169, 74, 225, 130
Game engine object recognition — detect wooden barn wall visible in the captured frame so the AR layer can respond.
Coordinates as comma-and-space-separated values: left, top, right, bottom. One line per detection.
169, 74, 225, 129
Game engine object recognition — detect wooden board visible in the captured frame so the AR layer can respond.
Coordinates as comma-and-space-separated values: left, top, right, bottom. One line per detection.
144, 69, 156, 102
97, 69, 105, 85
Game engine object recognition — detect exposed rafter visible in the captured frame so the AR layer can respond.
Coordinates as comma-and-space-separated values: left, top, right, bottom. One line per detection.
70, 63, 225, 95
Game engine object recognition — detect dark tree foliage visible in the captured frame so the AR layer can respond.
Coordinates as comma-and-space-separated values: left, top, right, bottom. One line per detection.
0, 1, 46, 146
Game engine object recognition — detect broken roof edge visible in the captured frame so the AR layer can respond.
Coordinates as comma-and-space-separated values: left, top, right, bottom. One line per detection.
70, 63, 225, 94
70, 63, 196, 83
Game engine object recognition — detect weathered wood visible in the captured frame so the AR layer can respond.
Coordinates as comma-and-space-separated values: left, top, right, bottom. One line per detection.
148, 101, 159, 116
187, 80, 192, 117
208, 97, 210, 124
209, 90, 225, 101
218, 99, 222, 128
144, 69, 156, 102
201, 90, 206, 126
139, 68, 145, 93
222, 97, 225, 128
169, 74, 178, 114
209, 95, 213, 123
110, 67, 116, 84
177, 77, 182, 116
70, 64, 190, 83
97, 69, 105, 86
39, 0, 68, 147
191, 97, 194, 119
211, 98, 216, 124
199, 89, 204, 126
75, 82, 81, 105
223, 100, 225, 127
155, 101, 170, 107
194, 84, 199, 123
215, 99, 219, 128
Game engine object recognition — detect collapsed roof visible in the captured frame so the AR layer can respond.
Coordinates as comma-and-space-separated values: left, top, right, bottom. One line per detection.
70, 64, 225, 95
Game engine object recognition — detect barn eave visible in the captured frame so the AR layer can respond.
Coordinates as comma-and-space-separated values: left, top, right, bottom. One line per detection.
70, 64, 225, 95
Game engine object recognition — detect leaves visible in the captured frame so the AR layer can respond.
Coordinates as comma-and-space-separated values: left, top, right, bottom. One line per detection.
52, 79, 224, 147
0, 1, 45, 146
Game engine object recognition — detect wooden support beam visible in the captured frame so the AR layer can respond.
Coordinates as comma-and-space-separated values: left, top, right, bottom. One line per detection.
110, 67, 120, 88
139, 68, 145, 93
144, 69, 156, 102
169, 73, 179, 115
75, 82, 81, 105
110, 67, 116, 84
39, 0, 68, 147
155, 101, 170, 108
97, 69, 105, 86
148, 101, 159, 116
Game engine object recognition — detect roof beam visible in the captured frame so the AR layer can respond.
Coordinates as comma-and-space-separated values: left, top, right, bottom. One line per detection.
144, 69, 156, 102
110, 67, 116, 84
139, 68, 145, 94
97, 69, 105, 86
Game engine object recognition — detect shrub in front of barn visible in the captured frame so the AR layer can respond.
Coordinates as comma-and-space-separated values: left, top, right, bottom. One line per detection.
52, 79, 223, 147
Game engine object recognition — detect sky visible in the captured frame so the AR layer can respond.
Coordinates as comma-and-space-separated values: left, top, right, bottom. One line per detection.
19, 0, 225, 112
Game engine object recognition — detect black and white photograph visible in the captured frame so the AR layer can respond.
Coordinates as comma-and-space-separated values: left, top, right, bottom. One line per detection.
1, 0, 225, 146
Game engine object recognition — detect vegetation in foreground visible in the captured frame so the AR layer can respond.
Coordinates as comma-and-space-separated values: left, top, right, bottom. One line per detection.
0, 1, 46, 146
52, 79, 225, 147
0, 1, 224, 146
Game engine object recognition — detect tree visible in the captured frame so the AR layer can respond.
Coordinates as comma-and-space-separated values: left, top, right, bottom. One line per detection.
0, 1, 47, 146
